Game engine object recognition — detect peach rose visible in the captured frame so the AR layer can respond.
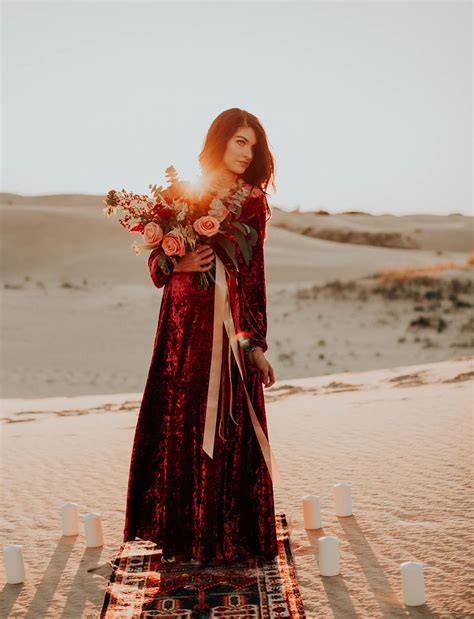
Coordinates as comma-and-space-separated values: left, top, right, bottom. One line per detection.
143, 222, 164, 246
161, 233, 186, 257
193, 215, 220, 237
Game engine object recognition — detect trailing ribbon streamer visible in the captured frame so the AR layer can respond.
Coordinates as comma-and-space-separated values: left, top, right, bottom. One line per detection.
203, 254, 282, 485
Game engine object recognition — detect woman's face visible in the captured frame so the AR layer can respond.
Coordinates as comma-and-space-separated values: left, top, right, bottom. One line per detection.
222, 126, 257, 175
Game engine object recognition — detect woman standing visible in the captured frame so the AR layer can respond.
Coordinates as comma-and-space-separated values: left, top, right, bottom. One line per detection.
123, 108, 278, 565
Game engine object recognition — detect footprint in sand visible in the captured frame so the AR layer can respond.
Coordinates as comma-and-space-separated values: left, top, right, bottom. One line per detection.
265, 384, 306, 402
266, 382, 363, 401
442, 371, 474, 383
4, 417, 36, 424
321, 381, 363, 393
387, 372, 427, 387
267, 384, 304, 393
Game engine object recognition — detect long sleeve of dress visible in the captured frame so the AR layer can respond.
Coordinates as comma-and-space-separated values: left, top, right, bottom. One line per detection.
238, 189, 269, 354
148, 247, 175, 289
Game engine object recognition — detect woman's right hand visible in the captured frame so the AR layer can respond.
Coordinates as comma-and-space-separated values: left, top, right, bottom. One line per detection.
173, 244, 215, 273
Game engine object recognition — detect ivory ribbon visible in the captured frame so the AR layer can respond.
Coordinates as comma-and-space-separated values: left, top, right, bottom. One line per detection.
203, 254, 282, 485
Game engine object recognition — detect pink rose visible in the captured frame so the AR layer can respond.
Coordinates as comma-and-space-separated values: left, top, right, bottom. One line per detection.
193, 215, 220, 237
162, 233, 186, 257
143, 222, 164, 246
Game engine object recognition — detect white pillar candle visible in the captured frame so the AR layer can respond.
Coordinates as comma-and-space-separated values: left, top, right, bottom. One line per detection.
401, 561, 425, 606
302, 494, 322, 529
334, 482, 352, 517
3, 544, 26, 584
83, 512, 104, 548
61, 502, 80, 536
318, 536, 340, 576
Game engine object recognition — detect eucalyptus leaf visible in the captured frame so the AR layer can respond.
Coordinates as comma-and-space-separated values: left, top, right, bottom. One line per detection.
157, 251, 172, 275
217, 237, 239, 270
248, 227, 258, 248
233, 229, 251, 265
232, 222, 248, 236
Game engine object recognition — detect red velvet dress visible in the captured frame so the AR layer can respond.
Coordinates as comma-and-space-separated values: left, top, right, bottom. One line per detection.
123, 185, 278, 563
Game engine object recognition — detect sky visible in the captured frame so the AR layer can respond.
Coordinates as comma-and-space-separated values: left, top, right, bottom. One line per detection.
1, 1, 472, 215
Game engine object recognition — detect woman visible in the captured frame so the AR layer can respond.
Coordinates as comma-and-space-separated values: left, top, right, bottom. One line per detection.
123, 108, 278, 566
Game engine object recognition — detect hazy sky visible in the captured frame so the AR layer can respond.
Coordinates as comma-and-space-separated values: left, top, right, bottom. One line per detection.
2, 1, 472, 215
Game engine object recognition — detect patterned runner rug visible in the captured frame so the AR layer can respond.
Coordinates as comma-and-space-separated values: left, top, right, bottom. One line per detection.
99, 512, 306, 618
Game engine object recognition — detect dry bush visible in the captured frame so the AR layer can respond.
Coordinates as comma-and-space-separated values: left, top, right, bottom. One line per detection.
372, 276, 473, 302
377, 261, 468, 283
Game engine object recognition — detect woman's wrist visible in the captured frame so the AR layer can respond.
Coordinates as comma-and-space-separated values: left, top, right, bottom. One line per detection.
244, 343, 260, 355
245, 345, 264, 364
249, 345, 263, 354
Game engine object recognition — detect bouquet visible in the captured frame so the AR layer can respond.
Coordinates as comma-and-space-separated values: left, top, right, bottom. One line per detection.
103, 166, 258, 289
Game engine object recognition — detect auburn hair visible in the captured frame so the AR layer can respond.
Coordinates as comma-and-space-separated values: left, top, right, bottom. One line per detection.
198, 108, 276, 224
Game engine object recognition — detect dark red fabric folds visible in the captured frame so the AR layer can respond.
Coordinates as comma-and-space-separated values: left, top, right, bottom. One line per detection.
123, 186, 277, 562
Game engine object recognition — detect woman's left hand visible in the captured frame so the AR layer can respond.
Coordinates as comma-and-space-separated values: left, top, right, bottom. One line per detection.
248, 348, 275, 388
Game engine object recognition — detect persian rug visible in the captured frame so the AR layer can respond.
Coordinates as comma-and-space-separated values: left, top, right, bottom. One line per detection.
99, 512, 306, 618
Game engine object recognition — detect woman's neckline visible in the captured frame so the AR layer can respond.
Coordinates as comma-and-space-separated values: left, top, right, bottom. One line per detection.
202, 177, 247, 201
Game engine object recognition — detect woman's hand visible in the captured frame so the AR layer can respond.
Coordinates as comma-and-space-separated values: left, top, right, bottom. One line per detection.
173, 244, 215, 273
248, 348, 275, 388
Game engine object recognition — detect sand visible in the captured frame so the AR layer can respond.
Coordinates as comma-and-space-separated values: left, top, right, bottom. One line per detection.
1, 357, 472, 617
1, 195, 473, 398
1, 194, 473, 616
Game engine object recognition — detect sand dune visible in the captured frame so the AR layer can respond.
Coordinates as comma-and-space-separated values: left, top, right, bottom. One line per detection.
1, 197, 473, 398
1, 195, 473, 615
1, 358, 472, 616
270, 205, 473, 252
0, 192, 103, 208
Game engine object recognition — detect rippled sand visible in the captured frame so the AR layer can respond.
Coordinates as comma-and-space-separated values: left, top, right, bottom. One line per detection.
1, 357, 472, 617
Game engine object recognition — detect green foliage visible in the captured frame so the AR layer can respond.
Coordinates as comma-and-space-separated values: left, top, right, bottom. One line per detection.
158, 251, 172, 275
217, 236, 239, 271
